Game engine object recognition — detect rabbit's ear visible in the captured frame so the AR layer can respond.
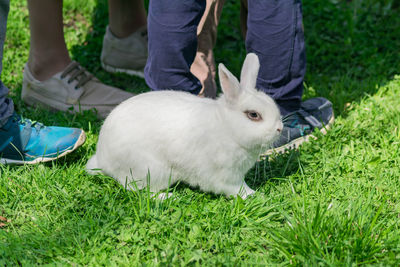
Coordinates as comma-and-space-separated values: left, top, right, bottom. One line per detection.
218, 63, 241, 103
240, 53, 260, 90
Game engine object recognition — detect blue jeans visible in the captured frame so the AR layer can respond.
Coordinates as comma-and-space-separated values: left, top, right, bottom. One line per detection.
145, 0, 205, 95
0, 0, 13, 127
144, 0, 306, 115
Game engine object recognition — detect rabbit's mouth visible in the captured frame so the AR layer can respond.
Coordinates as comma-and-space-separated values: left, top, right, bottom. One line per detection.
261, 132, 281, 147
248, 135, 278, 152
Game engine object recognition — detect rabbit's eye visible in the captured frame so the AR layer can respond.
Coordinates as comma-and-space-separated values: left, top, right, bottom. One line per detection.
245, 110, 263, 122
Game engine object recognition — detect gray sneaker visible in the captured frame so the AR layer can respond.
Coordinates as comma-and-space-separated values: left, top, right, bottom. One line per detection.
22, 61, 134, 119
101, 26, 148, 78
263, 97, 334, 156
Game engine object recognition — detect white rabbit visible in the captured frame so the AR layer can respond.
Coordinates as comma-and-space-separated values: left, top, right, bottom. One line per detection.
87, 53, 283, 199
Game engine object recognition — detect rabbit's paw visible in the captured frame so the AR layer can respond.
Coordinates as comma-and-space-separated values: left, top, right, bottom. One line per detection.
152, 192, 174, 201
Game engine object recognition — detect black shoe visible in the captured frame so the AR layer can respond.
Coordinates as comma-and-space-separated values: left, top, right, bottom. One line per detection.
263, 97, 334, 155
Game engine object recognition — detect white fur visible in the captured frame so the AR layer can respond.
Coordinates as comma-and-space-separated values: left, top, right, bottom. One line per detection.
87, 53, 283, 199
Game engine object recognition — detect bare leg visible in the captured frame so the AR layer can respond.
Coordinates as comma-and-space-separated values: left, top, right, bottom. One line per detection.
108, 0, 147, 38
27, 0, 71, 81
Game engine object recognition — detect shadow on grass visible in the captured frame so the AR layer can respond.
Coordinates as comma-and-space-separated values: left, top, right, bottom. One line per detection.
245, 150, 301, 190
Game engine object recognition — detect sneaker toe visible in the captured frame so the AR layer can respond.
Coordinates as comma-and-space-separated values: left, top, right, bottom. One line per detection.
25, 127, 84, 159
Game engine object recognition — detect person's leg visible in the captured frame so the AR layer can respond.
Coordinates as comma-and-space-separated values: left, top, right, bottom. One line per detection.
22, 0, 134, 119
108, 0, 146, 38
27, 0, 70, 81
144, 0, 206, 94
244, 0, 334, 154
245, 0, 305, 116
0, 0, 13, 127
100, 0, 148, 77
27, 0, 148, 79
191, 0, 225, 98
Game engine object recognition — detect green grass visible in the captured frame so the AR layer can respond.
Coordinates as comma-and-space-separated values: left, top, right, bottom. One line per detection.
1, 0, 400, 265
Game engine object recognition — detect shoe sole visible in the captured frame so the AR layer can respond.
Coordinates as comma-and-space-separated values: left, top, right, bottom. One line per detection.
22, 87, 108, 119
22, 88, 74, 112
0, 130, 86, 165
261, 114, 335, 158
101, 62, 145, 79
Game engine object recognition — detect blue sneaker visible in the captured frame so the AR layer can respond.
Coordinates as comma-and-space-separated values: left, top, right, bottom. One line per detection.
0, 114, 86, 164
263, 97, 334, 155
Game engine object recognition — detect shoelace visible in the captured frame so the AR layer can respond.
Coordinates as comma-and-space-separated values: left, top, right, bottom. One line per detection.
281, 111, 313, 137
60, 62, 94, 89
12, 114, 44, 131
282, 109, 321, 129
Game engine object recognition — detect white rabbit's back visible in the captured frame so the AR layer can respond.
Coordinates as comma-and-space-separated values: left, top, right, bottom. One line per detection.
95, 91, 225, 190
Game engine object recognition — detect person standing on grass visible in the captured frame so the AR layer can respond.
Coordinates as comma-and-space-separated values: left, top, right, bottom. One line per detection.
145, 0, 335, 154
0, 0, 85, 164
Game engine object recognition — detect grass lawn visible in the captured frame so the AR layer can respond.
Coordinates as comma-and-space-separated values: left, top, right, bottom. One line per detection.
1, 0, 400, 265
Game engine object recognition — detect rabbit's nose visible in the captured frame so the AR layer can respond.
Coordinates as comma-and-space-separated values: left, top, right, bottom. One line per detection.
277, 121, 283, 133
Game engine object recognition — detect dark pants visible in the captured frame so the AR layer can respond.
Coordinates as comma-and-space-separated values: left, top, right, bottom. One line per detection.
0, 0, 13, 127
144, 0, 306, 115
